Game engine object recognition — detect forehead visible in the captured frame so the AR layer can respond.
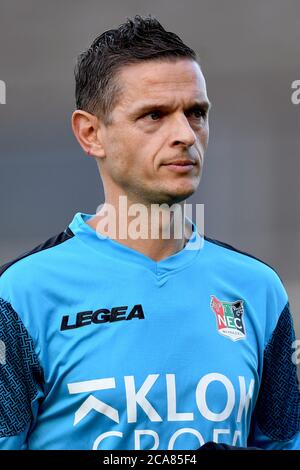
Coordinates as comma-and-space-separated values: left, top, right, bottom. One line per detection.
115, 59, 208, 108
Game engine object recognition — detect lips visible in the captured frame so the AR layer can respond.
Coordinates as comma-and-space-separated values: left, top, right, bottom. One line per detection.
161, 159, 197, 174
162, 160, 196, 166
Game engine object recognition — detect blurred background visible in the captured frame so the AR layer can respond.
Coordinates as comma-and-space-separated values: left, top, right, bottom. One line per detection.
0, 1, 299, 348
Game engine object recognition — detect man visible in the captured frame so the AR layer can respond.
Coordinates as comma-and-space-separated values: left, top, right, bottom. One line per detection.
0, 15, 299, 450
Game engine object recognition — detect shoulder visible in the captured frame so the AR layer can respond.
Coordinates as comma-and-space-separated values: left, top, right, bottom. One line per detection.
203, 235, 288, 313
0, 227, 75, 300
204, 235, 281, 277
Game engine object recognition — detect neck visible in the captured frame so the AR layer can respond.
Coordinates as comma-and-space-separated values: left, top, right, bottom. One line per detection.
87, 196, 193, 262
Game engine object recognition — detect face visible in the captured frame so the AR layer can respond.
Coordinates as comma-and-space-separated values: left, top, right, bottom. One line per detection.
98, 59, 210, 205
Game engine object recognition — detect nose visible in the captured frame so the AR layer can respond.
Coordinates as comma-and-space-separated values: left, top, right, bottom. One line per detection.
170, 114, 197, 148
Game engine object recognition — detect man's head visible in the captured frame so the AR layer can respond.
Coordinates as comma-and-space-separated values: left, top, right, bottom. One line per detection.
72, 15, 210, 206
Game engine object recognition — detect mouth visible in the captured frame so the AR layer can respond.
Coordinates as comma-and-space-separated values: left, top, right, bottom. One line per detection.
162, 160, 197, 173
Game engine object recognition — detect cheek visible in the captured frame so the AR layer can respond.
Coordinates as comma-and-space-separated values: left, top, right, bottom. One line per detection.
197, 126, 209, 152
105, 126, 164, 177
105, 130, 133, 165
105, 137, 144, 180
203, 124, 209, 147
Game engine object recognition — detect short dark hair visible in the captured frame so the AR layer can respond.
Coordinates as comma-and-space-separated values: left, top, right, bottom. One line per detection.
74, 15, 198, 124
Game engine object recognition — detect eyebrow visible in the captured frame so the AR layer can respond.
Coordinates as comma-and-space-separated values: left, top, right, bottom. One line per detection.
130, 100, 212, 118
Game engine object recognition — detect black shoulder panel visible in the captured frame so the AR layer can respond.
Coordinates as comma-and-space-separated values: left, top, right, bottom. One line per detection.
253, 303, 300, 441
0, 298, 44, 437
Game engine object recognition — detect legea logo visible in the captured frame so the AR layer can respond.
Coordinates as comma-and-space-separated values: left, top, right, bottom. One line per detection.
0, 80, 6, 104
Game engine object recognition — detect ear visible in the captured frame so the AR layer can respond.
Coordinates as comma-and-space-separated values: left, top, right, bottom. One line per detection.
71, 110, 106, 158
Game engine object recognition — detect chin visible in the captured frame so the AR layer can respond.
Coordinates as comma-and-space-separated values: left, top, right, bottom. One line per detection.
137, 179, 199, 205
158, 186, 197, 205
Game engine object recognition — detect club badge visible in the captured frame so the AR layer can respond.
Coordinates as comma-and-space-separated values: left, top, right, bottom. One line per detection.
210, 295, 246, 342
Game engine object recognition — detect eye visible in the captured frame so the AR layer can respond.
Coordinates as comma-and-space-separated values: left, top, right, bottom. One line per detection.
188, 107, 208, 121
145, 110, 162, 121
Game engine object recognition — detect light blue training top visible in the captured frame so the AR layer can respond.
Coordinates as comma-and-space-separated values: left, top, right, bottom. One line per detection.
0, 212, 299, 449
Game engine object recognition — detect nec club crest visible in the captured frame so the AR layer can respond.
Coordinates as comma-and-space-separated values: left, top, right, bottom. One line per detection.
210, 295, 246, 342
